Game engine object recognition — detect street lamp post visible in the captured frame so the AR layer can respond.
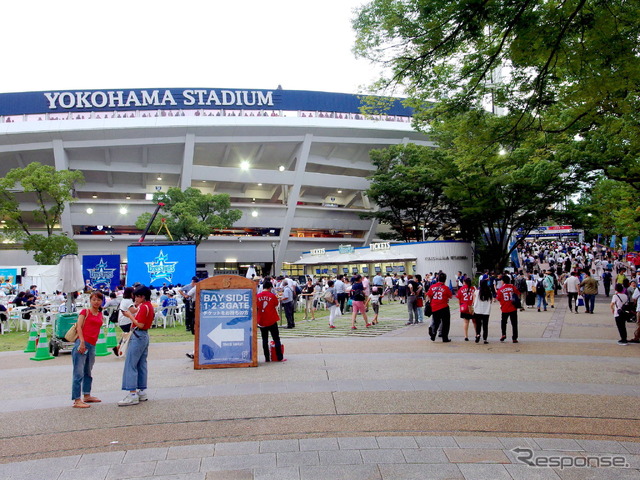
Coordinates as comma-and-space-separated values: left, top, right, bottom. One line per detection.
271, 242, 277, 277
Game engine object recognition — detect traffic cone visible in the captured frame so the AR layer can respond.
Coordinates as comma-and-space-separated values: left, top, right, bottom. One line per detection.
94, 325, 111, 356
106, 323, 118, 349
23, 322, 38, 353
30, 326, 55, 361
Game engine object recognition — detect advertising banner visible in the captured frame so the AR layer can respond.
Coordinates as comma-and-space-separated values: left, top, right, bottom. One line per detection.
82, 255, 120, 290
126, 244, 196, 287
194, 275, 257, 369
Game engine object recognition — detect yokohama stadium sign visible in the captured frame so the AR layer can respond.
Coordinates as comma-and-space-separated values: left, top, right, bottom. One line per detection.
0, 88, 413, 116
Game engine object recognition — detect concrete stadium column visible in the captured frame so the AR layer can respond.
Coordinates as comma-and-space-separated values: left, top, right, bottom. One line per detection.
52, 139, 73, 236
180, 133, 196, 190
276, 133, 312, 273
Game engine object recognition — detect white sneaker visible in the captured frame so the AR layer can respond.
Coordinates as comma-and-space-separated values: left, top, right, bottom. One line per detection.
137, 390, 148, 401
118, 393, 139, 406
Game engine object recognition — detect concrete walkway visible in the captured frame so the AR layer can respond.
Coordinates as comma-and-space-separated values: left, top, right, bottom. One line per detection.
1, 294, 639, 479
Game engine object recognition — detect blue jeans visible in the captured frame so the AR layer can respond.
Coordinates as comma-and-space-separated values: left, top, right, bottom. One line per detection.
122, 330, 149, 391
416, 306, 424, 323
71, 340, 96, 400
536, 294, 547, 309
583, 294, 596, 313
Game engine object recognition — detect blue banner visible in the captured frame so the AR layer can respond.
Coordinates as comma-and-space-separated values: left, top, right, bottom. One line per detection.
0, 88, 413, 117
83, 255, 120, 290
634, 237, 640, 252
610, 235, 617, 248
622, 236, 628, 252
126, 244, 196, 287
197, 289, 253, 366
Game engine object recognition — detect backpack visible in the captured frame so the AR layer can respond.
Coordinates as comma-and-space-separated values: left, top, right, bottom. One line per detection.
109, 307, 119, 323
536, 279, 544, 292
323, 290, 334, 303
515, 277, 527, 292
350, 286, 365, 301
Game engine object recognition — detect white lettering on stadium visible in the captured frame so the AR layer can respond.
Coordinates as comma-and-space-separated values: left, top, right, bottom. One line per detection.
44, 89, 275, 110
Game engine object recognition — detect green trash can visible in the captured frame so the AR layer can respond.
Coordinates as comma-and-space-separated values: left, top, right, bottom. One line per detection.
50, 312, 79, 356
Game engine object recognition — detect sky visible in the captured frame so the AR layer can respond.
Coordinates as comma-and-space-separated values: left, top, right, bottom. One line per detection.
2, 0, 382, 95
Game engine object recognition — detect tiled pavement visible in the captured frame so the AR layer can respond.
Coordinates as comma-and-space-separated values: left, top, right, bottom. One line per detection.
1, 435, 639, 479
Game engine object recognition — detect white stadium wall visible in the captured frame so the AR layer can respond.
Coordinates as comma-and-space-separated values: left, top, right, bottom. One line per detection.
0, 87, 436, 277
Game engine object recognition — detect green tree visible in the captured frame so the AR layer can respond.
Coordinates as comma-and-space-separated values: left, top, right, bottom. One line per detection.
135, 188, 243, 245
572, 178, 640, 239
434, 109, 580, 270
0, 162, 83, 264
353, 0, 640, 189
363, 143, 461, 242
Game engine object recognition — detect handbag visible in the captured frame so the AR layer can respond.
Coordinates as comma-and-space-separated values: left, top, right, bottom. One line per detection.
65, 323, 78, 342
117, 331, 132, 358
416, 297, 424, 308
577, 295, 585, 307
423, 301, 432, 317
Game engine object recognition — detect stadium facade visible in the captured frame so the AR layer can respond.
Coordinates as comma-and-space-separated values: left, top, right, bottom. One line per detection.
0, 87, 473, 279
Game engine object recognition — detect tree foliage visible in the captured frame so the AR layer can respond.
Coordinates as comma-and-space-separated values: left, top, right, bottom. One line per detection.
353, 0, 640, 188
571, 178, 640, 239
430, 109, 579, 269
135, 188, 243, 245
353, 0, 640, 267
363, 143, 461, 242
0, 162, 83, 264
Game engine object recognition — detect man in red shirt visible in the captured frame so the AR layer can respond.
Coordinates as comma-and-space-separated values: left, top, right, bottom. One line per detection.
427, 272, 453, 342
257, 279, 284, 361
496, 274, 519, 343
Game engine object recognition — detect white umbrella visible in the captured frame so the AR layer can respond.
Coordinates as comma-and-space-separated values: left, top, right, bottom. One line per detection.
57, 254, 84, 312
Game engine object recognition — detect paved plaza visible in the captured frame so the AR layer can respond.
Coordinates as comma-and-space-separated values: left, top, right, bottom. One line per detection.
1, 294, 639, 479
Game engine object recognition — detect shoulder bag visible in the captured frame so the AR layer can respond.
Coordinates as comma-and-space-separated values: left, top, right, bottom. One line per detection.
117, 331, 133, 358
65, 323, 78, 342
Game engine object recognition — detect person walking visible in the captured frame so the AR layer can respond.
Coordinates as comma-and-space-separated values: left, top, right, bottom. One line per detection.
456, 277, 476, 341
535, 273, 547, 312
544, 270, 555, 309
118, 286, 155, 406
405, 274, 419, 325
301, 278, 316, 321
496, 274, 519, 343
563, 271, 581, 313
325, 279, 340, 329
611, 283, 630, 345
70, 291, 104, 408
580, 270, 599, 314
427, 272, 453, 342
473, 279, 493, 344
280, 280, 296, 329
256, 279, 284, 361
602, 269, 613, 297
349, 275, 370, 330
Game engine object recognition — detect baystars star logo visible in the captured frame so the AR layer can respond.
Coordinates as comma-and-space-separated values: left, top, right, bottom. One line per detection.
145, 250, 178, 283
87, 258, 117, 287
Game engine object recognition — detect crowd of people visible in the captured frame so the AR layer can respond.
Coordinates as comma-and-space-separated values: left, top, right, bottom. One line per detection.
17, 237, 640, 409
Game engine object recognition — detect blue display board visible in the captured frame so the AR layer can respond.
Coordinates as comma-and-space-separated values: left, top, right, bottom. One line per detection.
196, 288, 253, 366
126, 244, 196, 287
83, 255, 120, 290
